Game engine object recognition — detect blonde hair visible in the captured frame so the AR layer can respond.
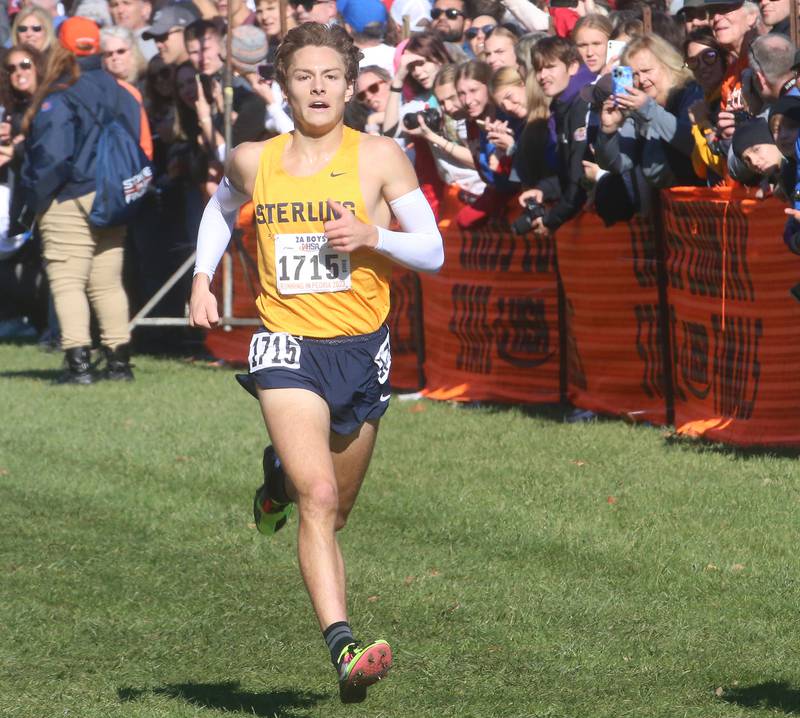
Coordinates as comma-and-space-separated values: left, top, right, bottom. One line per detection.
11, 7, 55, 53
489, 64, 548, 123
572, 13, 613, 40
622, 33, 694, 95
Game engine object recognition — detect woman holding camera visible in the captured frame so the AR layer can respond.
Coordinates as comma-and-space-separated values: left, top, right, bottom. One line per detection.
401, 63, 486, 203
595, 33, 704, 194
381, 31, 452, 141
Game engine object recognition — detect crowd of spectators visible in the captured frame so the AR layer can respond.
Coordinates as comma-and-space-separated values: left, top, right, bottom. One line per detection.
1, 0, 800, 383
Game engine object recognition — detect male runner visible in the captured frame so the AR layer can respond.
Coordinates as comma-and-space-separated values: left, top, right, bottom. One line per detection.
188, 22, 444, 703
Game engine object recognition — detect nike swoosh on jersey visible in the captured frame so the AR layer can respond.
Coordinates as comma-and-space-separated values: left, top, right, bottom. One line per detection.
380, 393, 391, 402
330, 171, 347, 177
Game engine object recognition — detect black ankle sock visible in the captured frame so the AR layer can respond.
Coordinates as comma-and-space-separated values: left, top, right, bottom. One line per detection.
323, 621, 355, 667
264, 447, 290, 504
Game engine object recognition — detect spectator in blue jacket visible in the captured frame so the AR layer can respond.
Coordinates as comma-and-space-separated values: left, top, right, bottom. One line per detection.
21, 17, 146, 384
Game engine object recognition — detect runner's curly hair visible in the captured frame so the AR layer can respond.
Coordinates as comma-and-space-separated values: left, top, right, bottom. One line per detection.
275, 22, 363, 90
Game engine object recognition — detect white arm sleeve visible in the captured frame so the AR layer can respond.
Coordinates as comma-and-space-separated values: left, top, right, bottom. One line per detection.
375, 188, 444, 273
193, 177, 250, 281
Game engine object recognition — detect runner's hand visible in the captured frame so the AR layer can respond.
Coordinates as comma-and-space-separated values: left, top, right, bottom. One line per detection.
323, 199, 378, 252
189, 274, 220, 328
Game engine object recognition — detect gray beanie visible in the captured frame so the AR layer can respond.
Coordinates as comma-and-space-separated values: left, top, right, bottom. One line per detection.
227, 25, 268, 74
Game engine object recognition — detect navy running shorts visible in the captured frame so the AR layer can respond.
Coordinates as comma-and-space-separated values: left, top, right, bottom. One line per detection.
247, 325, 392, 435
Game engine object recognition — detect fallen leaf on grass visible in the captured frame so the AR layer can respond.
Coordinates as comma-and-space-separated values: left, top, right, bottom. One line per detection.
175, 456, 190, 462
367, 595, 379, 603
607, 496, 617, 504
731, 563, 745, 572
0, 468, 9, 476
715, 687, 724, 697
409, 403, 426, 413
403, 576, 415, 586
428, 568, 441, 577
570, 460, 587, 467
247, 522, 256, 529
705, 563, 718, 572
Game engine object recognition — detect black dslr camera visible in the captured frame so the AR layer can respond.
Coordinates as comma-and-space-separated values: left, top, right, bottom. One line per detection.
402, 107, 443, 133
511, 197, 546, 235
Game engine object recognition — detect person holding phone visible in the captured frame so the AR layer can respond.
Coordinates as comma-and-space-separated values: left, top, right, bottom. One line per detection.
596, 33, 704, 196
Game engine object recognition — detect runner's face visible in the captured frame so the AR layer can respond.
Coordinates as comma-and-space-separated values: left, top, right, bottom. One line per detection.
285, 45, 349, 133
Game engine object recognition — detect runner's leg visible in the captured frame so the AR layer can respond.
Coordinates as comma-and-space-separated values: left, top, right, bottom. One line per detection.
258, 387, 346, 630
330, 419, 380, 531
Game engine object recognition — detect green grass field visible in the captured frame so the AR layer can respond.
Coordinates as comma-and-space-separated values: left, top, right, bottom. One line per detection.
2, 343, 800, 718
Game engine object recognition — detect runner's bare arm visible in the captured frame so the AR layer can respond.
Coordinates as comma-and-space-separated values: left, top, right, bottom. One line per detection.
190, 141, 265, 328
324, 136, 443, 273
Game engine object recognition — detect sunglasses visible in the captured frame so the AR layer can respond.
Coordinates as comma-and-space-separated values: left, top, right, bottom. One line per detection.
431, 7, 464, 19
289, 0, 327, 10
151, 27, 184, 43
685, 48, 719, 70
465, 24, 496, 39
5, 58, 32, 73
103, 47, 129, 59
356, 80, 385, 102
17, 24, 43, 32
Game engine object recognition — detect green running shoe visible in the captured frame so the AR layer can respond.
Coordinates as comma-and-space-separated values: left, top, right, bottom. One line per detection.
252, 446, 293, 535
337, 640, 392, 704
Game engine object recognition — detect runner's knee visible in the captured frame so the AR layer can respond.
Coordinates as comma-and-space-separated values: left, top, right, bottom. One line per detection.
297, 480, 339, 517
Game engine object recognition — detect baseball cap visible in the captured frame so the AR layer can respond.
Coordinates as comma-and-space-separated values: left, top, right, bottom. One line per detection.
59, 16, 100, 56
339, 0, 387, 33
142, 4, 197, 40
731, 118, 776, 160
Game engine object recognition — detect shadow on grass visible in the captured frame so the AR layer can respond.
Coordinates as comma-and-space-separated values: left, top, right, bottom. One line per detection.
664, 433, 800, 460
0, 368, 60, 381
118, 681, 325, 716
718, 681, 800, 713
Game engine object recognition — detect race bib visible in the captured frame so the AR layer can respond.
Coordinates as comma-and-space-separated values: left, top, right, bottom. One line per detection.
274, 233, 351, 295
249, 331, 302, 372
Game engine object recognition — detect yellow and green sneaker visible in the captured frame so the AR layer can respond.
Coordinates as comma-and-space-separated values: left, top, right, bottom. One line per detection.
252, 446, 293, 535
337, 640, 392, 704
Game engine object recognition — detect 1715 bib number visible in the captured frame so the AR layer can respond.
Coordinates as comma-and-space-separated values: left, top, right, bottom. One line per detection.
275, 233, 351, 295
249, 331, 302, 372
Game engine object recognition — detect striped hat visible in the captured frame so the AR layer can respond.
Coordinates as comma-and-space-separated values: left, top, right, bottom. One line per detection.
227, 25, 268, 74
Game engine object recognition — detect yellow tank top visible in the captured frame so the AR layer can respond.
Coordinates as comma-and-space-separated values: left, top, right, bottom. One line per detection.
252, 126, 392, 338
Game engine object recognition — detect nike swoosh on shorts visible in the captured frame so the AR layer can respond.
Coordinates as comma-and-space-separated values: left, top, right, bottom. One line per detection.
380, 393, 391, 402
